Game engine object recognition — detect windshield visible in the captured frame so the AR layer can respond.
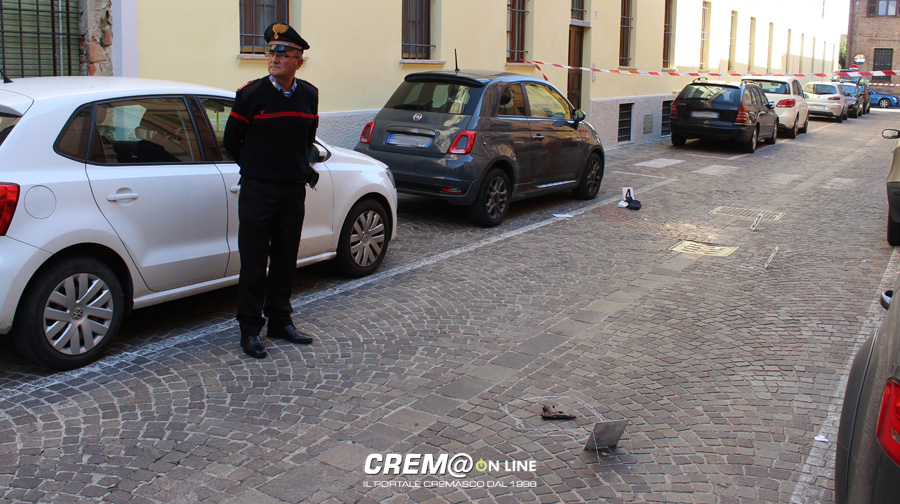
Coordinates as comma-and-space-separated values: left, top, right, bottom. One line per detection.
679, 84, 740, 105
386, 81, 476, 114
804, 83, 839, 95
0, 113, 21, 147
750, 81, 790, 94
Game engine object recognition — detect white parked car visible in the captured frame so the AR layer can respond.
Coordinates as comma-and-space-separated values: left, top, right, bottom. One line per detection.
803, 81, 849, 122
0, 77, 397, 369
742, 76, 810, 138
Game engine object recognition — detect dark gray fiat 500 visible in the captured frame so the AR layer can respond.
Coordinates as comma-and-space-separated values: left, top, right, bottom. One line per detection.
355, 70, 605, 227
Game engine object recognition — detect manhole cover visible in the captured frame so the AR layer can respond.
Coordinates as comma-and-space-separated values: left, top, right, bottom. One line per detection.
670, 240, 738, 257
709, 206, 784, 221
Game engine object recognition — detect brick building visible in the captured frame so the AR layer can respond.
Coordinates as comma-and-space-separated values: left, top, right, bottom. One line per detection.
846, 0, 900, 85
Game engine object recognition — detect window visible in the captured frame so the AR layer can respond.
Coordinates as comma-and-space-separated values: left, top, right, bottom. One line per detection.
507, 0, 528, 63
619, 0, 634, 67
728, 11, 737, 72
874, 48, 894, 82
198, 97, 235, 161
498, 85, 526, 116
239, 0, 288, 54
94, 98, 202, 164
661, 100, 672, 136
700, 2, 711, 70
571, 0, 586, 21
748, 17, 756, 72
524, 83, 570, 119
663, 0, 675, 68
618, 103, 633, 142
402, 0, 431, 59
868, 0, 899, 16
385, 80, 477, 115
0, 0, 80, 77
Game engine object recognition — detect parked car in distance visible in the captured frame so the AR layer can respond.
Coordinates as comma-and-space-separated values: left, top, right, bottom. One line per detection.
882, 129, 900, 246
870, 89, 900, 108
670, 79, 778, 153
834, 70, 871, 113
741, 76, 810, 138
839, 82, 863, 118
835, 286, 900, 503
803, 82, 849, 122
354, 70, 605, 227
0, 76, 398, 370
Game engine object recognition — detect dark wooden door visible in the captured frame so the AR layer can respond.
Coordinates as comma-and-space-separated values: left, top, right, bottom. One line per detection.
568, 25, 584, 109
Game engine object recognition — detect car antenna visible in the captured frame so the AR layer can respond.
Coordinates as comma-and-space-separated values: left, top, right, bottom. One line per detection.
0, 58, 12, 83
454, 49, 459, 73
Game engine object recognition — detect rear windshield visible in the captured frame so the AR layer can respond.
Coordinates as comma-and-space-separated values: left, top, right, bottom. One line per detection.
679, 84, 740, 105
0, 113, 21, 147
804, 83, 838, 95
840, 84, 858, 94
385, 81, 476, 115
750, 81, 790, 94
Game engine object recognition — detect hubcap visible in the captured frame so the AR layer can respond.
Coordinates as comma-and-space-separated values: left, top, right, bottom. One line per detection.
485, 177, 509, 220
349, 210, 385, 268
43, 273, 114, 356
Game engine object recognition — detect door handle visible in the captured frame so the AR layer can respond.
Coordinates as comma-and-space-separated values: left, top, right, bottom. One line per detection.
230, 185, 241, 193
107, 192, 139, 202
533, 134, 545, 141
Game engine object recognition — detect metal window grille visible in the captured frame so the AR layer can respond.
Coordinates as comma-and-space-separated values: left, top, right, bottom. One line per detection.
874, 48, 894, 82
618, 103, 633, 142
619, 0, 632, 67
239, 0, 288, 54
0, 0, 80, 78
507, 0, 528, 63
571, 0, 585, 21
402, 0, 431, 59
661, 101, 672, 136
662, 0, 674, 68
700, 2, 710, 70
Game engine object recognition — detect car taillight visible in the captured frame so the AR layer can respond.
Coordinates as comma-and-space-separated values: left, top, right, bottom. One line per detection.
828, 96, 842, 101
670, 101, 679, 119
448, 130, 477, 155
0, 184, 20, 236
877, 379, 900, 465
735, 106, 750, 124
359, 121, 375, 144
776, 99, 796, 108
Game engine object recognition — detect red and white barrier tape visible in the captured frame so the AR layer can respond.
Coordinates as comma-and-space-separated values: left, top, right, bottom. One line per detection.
523, 60, 900, 80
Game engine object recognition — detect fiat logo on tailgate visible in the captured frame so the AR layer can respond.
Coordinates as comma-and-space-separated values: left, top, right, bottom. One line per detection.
413, 113, 422, 121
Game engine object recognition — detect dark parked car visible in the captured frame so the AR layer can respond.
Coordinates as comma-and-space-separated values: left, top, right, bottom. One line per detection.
839, 82, 864, 118
670, 79, 778, 153
835, 286, 900, 503
355, 70, 605, 227
835, 70, 871, 113
882, 129, 900, 246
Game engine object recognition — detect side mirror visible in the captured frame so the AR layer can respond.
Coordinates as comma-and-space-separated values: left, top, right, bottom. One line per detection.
311, 142, 330, 163
883, 129, 900, 139
572, 109, 586, 123
882, 290, 893, 310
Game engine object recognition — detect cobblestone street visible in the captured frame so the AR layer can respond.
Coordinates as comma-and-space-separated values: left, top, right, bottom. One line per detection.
2, 109, 899, 504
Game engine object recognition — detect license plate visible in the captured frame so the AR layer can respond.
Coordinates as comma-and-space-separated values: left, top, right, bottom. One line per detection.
387, 133, 433, 148
692, 111, 719, 119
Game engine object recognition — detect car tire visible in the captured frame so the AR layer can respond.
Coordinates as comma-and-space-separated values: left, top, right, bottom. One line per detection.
742, 128, 758, 153
765, 126, 777, 145
850, 107, 858, 118
889, 216, 900, 246
468, 168, 510, 227
12, 256, 124, 370
798, 114, 809, 134
836, 112, 843, 123
671, 132, 686, 147
880, 98, 891, 108
573, 153, 604, 200
785, 117, 798, 139
336, 199, 391, 277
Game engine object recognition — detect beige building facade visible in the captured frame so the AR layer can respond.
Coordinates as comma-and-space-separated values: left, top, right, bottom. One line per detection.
102, 0, 844, 149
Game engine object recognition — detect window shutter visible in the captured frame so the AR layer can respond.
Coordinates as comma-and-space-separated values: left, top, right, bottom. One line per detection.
0, 0, 81, 78
869, 0, 877, 16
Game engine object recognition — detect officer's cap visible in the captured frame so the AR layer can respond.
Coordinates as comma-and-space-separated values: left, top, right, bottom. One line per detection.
264, 22, 309, 51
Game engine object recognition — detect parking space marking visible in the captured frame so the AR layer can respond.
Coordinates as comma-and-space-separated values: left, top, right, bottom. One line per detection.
789, 246, 900, 503
0, 176, 678, 402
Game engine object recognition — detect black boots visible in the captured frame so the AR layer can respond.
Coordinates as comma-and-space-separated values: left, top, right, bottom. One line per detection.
267, 324, 314, 344
240, 333, 268, 358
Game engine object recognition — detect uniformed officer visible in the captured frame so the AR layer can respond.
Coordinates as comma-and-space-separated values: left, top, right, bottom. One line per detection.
223, 21, 319, 359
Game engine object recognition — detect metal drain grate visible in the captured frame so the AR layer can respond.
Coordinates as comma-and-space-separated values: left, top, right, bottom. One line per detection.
670, 240, 739, 257
709, 206, 784, 221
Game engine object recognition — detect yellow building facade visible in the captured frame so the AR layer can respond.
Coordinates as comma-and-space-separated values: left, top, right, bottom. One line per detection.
112, 0, 845, 148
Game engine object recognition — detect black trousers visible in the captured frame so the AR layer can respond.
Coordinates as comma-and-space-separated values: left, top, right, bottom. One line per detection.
236, 177, 306, 335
